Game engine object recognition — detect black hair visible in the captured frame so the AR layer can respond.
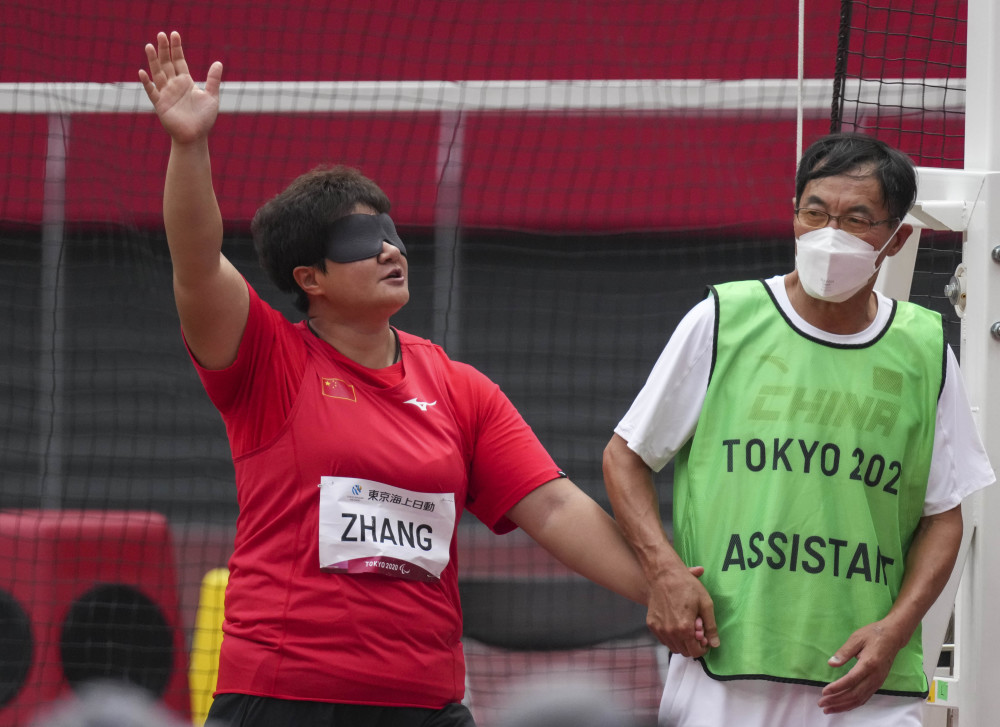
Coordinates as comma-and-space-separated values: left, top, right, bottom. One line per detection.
795, 132, 917, 223
250, 165, 391, 313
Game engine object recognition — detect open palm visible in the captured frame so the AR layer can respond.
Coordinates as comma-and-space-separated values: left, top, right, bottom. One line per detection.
139, 31, 222, 143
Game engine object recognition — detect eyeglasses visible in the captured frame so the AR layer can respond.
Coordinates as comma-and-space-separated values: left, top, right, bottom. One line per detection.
794, 208, 895, 235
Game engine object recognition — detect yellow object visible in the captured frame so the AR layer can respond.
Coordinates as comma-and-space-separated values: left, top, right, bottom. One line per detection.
189, 568, 229, 725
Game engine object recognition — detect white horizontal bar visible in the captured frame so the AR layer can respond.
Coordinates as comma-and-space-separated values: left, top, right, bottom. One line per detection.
0, 78, 965, 115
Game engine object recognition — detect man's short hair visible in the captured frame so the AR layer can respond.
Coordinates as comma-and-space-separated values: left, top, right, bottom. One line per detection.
250, 165, 391, 314
795, 132, 917, 223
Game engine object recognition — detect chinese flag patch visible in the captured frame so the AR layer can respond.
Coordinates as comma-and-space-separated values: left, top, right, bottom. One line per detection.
322, 378, 357, 402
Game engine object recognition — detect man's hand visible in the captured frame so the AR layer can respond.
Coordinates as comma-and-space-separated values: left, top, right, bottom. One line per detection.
646, 564, 719, 657
817, 619, 907, 714
139, 31, 223, 144
602, 434, 720, 657
819, 507, 963, 714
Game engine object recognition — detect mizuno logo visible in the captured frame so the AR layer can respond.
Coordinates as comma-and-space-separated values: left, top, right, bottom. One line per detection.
404, 398, 437, 412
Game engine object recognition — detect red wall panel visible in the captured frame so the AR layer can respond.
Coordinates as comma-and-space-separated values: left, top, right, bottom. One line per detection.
0, 1, 965, 232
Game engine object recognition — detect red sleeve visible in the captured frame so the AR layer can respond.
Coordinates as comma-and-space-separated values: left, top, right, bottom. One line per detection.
458, 363, 566, 534
185, 281, 307, 457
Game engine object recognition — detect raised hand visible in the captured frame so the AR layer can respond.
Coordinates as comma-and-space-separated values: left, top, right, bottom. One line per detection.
138, 31, 223, 144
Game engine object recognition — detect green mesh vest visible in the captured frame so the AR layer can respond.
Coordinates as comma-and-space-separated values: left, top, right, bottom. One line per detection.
673, 279, 944, 696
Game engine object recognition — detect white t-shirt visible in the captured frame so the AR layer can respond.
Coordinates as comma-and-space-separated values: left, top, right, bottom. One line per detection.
618, 275, 995, 726
616, 275, 995, 517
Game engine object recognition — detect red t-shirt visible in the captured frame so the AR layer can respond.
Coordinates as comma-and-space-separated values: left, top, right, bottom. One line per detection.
191, 282, 563, 707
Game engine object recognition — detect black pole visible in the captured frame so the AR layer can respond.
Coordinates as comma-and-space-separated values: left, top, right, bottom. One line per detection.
831, 0, 854, 133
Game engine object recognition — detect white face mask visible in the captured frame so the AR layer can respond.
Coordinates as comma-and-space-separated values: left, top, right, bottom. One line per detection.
795, 223, 902, 303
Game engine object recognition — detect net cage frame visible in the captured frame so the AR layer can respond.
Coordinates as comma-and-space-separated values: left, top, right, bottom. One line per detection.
0, 1, 997, 723
911, 0, 1000, 723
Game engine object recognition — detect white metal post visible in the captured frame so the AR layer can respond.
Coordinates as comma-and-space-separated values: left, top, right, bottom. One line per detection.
433, 108, 465, 356
38, 113, 69, 509
952, 0, 1000, 721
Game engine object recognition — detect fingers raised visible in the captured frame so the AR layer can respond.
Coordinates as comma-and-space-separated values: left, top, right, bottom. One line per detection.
155, 32, 175, 80
168, 31, 191, 78
137, 67, 158, 104
140, 31, 224, 104
204, 61, 224, 98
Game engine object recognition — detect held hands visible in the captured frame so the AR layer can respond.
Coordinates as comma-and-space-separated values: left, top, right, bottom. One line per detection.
647, 565, 720, 658
138, 31, 223, 143
818, 619, 907, 714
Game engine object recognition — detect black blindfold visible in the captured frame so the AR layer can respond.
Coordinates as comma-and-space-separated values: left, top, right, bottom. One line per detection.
325, 213, 406, 263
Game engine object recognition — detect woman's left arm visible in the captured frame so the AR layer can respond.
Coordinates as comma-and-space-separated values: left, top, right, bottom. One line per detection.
506, 477, 652, 605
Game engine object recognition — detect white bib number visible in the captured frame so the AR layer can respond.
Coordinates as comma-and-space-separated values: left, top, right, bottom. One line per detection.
318, 476, 456, 581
